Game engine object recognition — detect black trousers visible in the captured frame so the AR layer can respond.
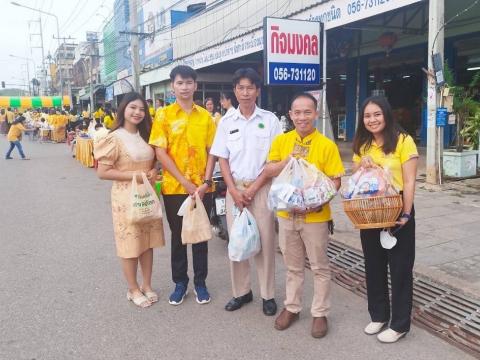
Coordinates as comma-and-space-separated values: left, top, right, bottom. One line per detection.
163, 193, 213, 287
360, 206, 415, 333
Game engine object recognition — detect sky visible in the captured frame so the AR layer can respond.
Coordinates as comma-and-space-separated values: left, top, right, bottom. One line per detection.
0, 0, 115, 92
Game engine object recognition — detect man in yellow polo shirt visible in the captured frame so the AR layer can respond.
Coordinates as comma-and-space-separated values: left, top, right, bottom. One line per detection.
149, 65, 216, 306
265, 92, 344, 339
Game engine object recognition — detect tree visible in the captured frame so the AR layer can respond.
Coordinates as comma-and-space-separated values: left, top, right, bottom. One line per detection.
444, 64, 480, 152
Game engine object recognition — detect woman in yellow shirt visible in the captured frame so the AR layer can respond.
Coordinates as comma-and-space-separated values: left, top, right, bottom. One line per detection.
352, 96, 418, 343
5, 116, 29, 160
103, 108, 115, 129
204, 97, 221, 126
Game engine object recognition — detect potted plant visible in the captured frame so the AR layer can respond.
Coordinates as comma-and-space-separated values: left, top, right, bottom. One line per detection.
442, 65, 480, 177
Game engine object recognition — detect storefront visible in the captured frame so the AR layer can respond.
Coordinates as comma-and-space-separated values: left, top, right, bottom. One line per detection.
139, 0, 480, 145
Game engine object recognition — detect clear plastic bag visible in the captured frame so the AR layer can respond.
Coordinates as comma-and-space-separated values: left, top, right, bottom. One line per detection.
268, 157, 337, 211
228, 208, 261, 262
298, 158, 337, 208
341, 166, 398, 199
268, 157, 296, 211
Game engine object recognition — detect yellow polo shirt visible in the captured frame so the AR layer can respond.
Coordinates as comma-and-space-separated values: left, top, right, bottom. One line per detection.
103, 115, 115, 129
352, 134, 418, 191
154, 107, 163, 121
268, 129, 345, 223
149, 102, 216, 195
7, 123, 26, 141
93, 109, 104, 120
149, 106, 155, 117
6, 111, 15, 124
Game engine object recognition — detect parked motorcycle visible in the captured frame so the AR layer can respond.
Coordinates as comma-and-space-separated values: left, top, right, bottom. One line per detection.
210, 170, 229, 241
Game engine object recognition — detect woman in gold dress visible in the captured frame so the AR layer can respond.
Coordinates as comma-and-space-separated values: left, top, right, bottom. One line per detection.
95, 92, 165, 308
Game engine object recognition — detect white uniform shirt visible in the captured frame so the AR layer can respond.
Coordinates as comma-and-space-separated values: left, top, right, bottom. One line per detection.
210, 106, 282, 181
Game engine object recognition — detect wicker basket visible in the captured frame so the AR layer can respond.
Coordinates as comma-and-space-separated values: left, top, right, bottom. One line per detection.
342, 195, 403, 229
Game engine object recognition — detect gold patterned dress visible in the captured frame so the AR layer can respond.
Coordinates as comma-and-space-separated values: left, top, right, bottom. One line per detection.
94, 128, 165, 258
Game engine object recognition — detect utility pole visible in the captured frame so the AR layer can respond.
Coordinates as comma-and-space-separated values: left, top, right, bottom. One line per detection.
23, 63, 31, 95
29, 17, 47, 95
11, 2, 63, 98
129, 0, 141, 92
426, 0, 444, 185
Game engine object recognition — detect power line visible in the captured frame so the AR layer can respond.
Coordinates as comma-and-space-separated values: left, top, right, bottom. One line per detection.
59, 0, 85, 33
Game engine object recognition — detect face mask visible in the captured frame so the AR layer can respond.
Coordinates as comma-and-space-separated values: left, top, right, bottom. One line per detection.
380, 229, 397, 249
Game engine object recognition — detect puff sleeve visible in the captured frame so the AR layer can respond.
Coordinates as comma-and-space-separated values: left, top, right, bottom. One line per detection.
94, 133, 119, 166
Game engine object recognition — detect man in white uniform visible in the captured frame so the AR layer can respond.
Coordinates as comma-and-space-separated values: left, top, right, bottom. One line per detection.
210, 68, 282, 316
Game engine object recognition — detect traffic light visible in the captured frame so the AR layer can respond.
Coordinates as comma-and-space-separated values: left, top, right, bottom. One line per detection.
1, 81, 5, 88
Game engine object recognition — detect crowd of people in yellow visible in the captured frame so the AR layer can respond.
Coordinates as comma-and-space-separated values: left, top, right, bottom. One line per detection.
0, 104, 121, 160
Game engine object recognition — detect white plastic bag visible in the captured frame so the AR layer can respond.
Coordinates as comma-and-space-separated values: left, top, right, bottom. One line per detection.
177, 196, 192, 216
228, 208, 261, 262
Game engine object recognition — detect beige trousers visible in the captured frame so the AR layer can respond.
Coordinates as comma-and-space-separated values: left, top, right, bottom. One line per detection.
226, 183, 276, 300
278, 217, 331, 317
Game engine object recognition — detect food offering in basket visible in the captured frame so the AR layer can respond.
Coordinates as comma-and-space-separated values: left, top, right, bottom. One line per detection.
341, 166, 402, 229
268, 157, 338, 212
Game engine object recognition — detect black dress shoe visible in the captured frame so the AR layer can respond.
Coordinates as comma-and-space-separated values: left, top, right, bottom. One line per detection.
263, 298, 277, 316
225, 290, 253, 311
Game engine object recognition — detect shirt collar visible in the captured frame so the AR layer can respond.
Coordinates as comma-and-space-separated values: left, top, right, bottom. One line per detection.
295, 129, 318, 143
233, 105, 261, 121
172, 102, 200, 115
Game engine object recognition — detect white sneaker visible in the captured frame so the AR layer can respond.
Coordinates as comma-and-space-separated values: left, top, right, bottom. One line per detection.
377, 328, 407, 343
364, 322, 387, 335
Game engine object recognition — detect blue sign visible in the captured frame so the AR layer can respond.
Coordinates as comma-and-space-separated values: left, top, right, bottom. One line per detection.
436, 107, 448, 127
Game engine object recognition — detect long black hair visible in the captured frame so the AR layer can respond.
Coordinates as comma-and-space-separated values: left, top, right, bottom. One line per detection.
220, 91, 238, 108
111, 92, 152, 142
353, 96, 406, 156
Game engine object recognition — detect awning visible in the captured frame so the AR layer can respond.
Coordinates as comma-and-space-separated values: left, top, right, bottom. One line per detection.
0, 96, 71, 108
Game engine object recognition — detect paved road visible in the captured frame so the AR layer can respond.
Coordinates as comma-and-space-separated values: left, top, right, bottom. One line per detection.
0, 137, 474, 360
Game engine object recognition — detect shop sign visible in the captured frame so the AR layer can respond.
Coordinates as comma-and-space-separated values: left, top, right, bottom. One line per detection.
436, 107, 448, 127
297, 0, 423, 30
264, 17, 322, 86
178, 31, 263, 70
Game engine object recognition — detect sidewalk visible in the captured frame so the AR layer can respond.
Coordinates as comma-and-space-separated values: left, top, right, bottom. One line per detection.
334, 141, 480, 298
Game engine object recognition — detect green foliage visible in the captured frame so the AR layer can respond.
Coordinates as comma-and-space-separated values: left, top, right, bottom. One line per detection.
444, 62, 480, 151
461, 106, 480, 150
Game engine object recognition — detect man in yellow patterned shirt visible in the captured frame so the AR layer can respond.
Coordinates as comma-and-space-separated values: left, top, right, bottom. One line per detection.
149, 65, 216, 306
265, 93, 344, 339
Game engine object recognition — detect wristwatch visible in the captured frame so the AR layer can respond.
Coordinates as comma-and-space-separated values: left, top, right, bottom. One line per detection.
203, 179, 213, 186
400, 213, 411, 220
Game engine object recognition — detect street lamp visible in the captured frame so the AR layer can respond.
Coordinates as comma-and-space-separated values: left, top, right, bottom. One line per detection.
11, 1, 63, 98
